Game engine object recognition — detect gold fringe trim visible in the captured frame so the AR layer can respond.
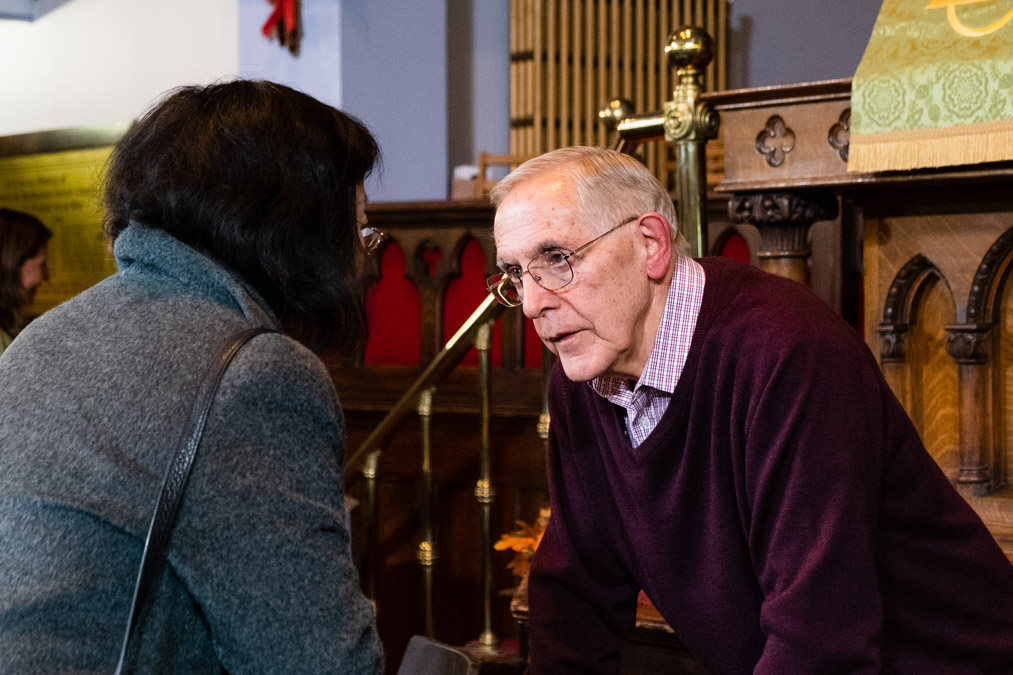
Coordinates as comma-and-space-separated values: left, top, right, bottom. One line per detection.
848, 119, 1013, 173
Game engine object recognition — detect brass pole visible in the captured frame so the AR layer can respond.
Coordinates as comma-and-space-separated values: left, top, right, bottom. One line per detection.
663, 26, 719, 257
362, 450, 381, 608
347, 294, 506, 478
416, 387, 437, 638
474, 322, 499, 651
600, 28, 719, 258
538, 345, 553, 440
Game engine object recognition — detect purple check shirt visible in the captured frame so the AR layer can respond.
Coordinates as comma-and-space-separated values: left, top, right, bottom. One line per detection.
590, 254, 705, 447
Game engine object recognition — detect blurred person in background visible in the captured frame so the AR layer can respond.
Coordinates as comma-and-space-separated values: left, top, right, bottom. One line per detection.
0, 207, 51, 356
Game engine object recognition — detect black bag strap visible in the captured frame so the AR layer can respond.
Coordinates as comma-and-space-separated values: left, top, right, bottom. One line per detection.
114, 327, 276, 675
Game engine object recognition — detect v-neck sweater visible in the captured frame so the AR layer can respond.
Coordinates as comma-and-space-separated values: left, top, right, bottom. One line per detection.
528, 256, 1013, 674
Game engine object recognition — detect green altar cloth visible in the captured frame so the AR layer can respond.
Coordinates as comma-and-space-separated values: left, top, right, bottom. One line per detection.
850, 0, 1013, 173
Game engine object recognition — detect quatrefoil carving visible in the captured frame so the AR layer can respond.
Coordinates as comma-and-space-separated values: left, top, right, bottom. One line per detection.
755, 115, 796, 168
828, 109, 850, 162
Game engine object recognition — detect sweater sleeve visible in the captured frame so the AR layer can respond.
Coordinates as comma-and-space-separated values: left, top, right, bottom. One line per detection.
527, 375, 640, 675
167, 334, 383, 675
742, 329, 886, 673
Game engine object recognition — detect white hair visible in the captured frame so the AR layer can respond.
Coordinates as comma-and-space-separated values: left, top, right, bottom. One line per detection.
490, 146, 688, 254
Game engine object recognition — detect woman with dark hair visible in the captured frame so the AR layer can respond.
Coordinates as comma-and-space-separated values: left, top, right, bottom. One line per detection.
0, 208, 51, 355
0, 81, 385, 673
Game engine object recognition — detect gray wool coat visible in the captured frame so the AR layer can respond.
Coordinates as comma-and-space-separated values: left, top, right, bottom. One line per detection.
0, 224, 383, 674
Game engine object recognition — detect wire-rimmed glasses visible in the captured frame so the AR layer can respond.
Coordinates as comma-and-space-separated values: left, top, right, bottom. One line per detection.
486, 215, 639, 307
361, 226, 387, 254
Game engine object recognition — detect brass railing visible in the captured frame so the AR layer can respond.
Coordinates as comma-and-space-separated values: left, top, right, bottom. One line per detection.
346, 292, 508, 650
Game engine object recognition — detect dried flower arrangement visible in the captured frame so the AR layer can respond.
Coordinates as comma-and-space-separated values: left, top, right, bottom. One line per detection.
494, 507, 550, 579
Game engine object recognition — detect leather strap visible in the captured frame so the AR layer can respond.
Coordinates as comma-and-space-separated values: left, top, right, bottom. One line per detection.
115, 327, 276, 674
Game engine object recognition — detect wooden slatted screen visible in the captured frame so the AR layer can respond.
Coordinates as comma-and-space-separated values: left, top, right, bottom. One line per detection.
509, 0, 727, 191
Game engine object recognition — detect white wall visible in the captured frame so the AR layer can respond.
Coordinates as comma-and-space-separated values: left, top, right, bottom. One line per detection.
0, 0, 238, 134
238, 0, 455, 202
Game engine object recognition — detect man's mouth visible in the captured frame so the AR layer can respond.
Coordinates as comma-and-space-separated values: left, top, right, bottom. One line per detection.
547, 330, 577, 344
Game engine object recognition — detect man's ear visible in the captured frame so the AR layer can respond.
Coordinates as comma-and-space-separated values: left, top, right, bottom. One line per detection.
638, 212, 673, 280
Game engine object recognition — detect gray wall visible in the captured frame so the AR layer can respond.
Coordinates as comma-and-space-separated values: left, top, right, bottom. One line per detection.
446, 0, 510, 177
726, 0, 883, 89
158, 0, 892, 202
237, 0, 512, 203
339, 1, 450, 202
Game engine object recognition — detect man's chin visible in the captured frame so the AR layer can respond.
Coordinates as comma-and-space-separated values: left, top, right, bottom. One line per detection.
558, 356, 598, 383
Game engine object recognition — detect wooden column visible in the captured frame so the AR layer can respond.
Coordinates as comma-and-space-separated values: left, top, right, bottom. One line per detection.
946, 324, 995, 495
728, 191, 838, 286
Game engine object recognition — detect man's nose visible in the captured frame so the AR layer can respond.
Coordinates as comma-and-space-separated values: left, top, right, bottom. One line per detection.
521, 280, 556, 319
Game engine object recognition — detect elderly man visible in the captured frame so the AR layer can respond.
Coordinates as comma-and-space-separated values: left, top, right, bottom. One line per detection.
488, 146, 1013, 674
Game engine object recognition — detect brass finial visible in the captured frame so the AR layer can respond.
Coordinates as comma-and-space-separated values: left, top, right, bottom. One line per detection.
598, 98, 636, 133
664, 26, 714, 72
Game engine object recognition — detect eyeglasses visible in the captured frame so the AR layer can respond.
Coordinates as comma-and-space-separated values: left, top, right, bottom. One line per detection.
486, 215, 639, 308
361, 226, 387, 254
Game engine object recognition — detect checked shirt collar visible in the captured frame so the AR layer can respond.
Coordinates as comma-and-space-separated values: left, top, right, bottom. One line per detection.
590, 253, 705, 447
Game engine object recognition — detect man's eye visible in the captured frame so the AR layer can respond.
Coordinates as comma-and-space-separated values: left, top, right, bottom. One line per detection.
543, 251, 568, 267
506, 267, 524, 282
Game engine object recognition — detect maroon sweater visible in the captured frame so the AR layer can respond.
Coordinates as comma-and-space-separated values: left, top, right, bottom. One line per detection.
529, 257, 1013, 674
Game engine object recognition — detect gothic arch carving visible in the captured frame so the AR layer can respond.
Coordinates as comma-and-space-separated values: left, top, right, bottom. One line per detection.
966, 224, 1013, 327
878, 254, 945, 363
409, 238, 446, 291
446, 232, 488, 279
711, 224, 753, 262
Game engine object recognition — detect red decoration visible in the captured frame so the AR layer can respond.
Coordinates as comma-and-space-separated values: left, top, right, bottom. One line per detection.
443, 240, 503, 367
262, 0, 300, 54
364, 243, 422, 366
718, 232, 751, 263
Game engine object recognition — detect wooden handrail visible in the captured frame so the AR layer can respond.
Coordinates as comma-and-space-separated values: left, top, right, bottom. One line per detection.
345, 292, 507, 478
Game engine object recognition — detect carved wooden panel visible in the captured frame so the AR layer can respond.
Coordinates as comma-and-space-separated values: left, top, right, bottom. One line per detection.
877, 264, 960, 479
864, 200, 1013, 556
709, 77, 1013, 565
712, 84, 852, 192
1000, 284, 1013, 489
907, 278, 960, 479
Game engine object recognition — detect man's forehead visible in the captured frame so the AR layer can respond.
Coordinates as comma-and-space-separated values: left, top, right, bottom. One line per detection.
494, 201, 582, 263
495, 176, 580, 226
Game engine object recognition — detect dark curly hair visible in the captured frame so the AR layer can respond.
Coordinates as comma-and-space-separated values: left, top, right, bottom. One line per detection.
103, 79, 380, 358
0, 208, 52, 335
